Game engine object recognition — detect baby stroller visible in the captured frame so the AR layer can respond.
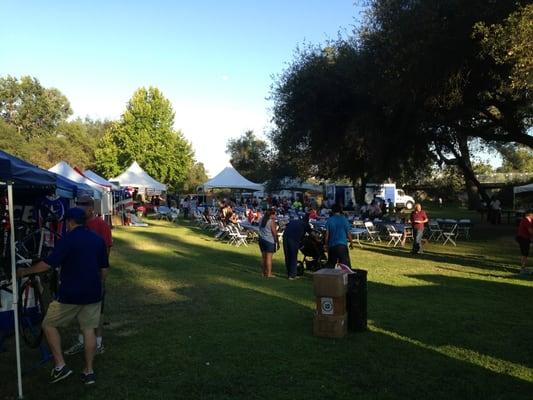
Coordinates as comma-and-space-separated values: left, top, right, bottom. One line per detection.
297, 229, 328, 275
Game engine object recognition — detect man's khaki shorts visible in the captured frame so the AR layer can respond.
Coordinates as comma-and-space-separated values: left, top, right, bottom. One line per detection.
43, 301, 102, 330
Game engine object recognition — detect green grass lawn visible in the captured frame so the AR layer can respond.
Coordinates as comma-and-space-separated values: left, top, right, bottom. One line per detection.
1, 208, 532, 399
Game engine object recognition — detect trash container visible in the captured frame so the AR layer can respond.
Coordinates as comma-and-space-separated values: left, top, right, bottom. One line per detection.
346, 269, 367, 331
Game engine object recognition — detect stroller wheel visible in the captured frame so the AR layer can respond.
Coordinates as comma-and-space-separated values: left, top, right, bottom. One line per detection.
305, 260, 320, 272
296, 262, 304, 276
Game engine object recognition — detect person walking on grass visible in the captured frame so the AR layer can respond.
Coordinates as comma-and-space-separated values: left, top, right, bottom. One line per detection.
259, 208, 278, 277
410, 203, 428, 255
17, 208, 109, 385
516, 209, 533, 275
325, 204, 354, 268
65, 195, 112, 356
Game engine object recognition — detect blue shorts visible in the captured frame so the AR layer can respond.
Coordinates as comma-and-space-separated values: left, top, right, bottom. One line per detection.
259, 238, 276, 253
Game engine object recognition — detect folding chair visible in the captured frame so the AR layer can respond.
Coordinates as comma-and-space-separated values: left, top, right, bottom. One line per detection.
402, 226, 413, 245
442, 223, 457, 246
456, 219, 471, 240
427, 221, 444, 242
385, 224, 403, 247
364, 221, 381, 242
156, 206, 171, 220
168, 208, 179, 223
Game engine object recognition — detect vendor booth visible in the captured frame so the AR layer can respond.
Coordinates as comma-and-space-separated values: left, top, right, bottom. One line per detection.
110, 161, 167, 195
48, 161, 106, 215
76, 168, 118, 220
0, 150, 63, 399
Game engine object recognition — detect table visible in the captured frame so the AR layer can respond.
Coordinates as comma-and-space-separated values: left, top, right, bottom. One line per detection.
350, 228, 366, 247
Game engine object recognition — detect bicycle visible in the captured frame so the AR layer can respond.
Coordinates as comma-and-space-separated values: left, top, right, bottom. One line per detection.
0, 242, 48, 348
0, 217, 62, 349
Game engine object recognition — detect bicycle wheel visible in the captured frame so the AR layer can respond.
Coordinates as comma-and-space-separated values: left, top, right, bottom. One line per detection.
18, 277, 44, 348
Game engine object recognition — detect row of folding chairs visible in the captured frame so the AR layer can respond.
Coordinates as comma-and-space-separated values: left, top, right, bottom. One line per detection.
192, 211, 252, 247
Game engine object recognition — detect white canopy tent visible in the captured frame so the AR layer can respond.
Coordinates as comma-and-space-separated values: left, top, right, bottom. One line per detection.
203, 165, 263, 191
83, 169, 120, 190
49, 161, 104, 200
110, 161, 167, 193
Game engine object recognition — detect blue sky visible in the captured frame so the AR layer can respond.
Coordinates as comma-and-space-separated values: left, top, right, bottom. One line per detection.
0, 1, 361, 176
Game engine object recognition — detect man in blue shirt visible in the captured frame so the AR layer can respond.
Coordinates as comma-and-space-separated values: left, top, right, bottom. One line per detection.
18, 208, 109, 385
325, 204, 354, 268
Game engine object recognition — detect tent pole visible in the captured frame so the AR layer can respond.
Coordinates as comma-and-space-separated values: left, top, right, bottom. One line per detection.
8, 183, 24, 399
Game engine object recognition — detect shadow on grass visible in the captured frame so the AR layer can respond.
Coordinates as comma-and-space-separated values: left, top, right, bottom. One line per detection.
120, 225, 533, 367
2, 221, 532, 400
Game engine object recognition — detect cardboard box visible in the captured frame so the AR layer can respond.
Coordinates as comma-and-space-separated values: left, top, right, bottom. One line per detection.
313, 313, 347, 338
313, 268, 348, 297
316, 296, 346, 316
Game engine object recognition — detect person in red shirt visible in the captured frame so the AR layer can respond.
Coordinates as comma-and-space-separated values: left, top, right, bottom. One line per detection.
65, 195, 112, 356
308, 207, 318, 220
410, 203, 428, 255
516, 210, 533, 275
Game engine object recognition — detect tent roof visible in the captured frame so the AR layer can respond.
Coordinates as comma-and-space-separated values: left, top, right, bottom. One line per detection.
203, 165, 263, 191
110, 161, 167, 191
514, 182, 533, 194
0, 150, 57, 188
82, 169, 120, 190
49, 161, 103, 199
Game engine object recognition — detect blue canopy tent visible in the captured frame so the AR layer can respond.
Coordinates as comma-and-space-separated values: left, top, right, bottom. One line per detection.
0, 150, 56, 189
0, 150, 61, 399
0, 150, 81, 199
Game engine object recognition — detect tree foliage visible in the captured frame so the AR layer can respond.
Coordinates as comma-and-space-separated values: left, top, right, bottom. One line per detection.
94, 87, 194, 188
270, 40, 430, 200
226, 130, 271, 183
496, 145, 533, 173
474, 4, 533, 91
270, 0, 532, 207
178, 162, 209, 193
0, 75, 72, 140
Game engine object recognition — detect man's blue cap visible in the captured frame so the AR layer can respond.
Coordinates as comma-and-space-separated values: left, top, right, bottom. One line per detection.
65, 207, 86, 221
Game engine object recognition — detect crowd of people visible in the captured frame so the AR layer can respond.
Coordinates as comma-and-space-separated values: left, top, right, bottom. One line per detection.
14, 187, 533, 392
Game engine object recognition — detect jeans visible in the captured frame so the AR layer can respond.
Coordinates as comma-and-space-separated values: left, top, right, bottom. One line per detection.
327, 245, 351, 267
283, 239, 299, 277
412, 228, 425, 254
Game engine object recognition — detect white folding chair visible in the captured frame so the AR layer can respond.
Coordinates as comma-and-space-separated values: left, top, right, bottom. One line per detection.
385, 224, 402, 247
364, 221, 381, 242
402, 226, 413, 245
442, 223, 457, 246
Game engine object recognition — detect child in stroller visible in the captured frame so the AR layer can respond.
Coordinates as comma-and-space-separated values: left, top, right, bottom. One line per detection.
297, 229, 328, 274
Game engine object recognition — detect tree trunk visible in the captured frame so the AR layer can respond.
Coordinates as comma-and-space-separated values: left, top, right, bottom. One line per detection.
456, 136, 490, 210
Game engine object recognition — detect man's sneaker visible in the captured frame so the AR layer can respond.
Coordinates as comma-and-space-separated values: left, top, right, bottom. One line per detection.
96, 344, 105, 355
81, 372, 96, 385
65, 341, 84, 356
50, 365, 73, 383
